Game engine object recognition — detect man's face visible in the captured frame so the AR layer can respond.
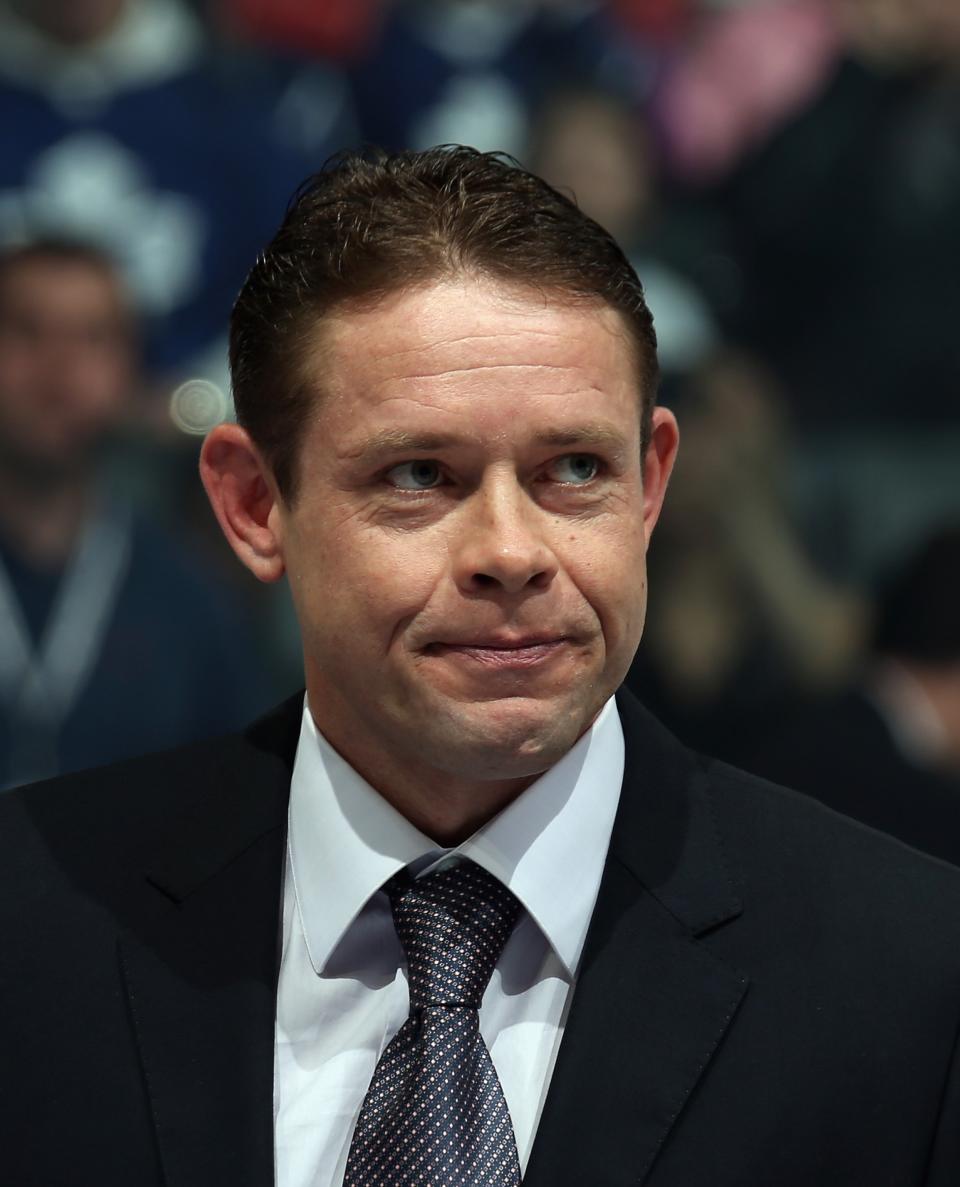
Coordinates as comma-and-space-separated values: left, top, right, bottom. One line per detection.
274, 274, 671, 791
0, 258, 133, 482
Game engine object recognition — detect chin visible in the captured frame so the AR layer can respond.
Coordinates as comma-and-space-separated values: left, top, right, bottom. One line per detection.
425, 693, 596, 778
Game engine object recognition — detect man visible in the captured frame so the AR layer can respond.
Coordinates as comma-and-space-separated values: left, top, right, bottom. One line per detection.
2, 148, 960, 1186
0, 239, 269, 787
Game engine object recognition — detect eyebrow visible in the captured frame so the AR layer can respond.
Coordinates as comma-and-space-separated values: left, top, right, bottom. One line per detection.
532, 426, 630, 451
339, 430, 467, 463
341, 424, 631, 465
341, 423, 632, 465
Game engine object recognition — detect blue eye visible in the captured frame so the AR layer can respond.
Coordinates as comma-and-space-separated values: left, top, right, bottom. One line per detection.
550, 454, 600, 484
386, 460, 444, 490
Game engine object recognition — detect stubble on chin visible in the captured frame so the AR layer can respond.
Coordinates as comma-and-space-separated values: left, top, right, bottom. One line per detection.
400, 688, 601, 783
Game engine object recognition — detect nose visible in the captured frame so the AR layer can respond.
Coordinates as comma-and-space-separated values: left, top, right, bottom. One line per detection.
452, 477, 559, 596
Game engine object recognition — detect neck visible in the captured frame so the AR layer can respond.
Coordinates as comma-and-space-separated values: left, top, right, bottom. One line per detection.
361, 767, 536, 847
305, 697, 539, 846
0, 468, 93, 568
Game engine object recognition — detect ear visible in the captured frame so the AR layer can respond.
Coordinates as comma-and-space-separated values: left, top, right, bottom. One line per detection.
199, 422, 286, 583
641, 405, 679, 547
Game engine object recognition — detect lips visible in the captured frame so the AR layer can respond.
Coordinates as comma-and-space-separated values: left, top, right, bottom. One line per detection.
425, 635, 570, 669
431, 634, 565, 650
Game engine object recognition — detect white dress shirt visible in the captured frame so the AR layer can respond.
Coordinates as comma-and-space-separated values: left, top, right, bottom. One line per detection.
274, 696, 625, 1186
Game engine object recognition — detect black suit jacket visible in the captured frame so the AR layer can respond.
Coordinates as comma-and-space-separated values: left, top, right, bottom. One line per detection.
3, 689, 960, 1186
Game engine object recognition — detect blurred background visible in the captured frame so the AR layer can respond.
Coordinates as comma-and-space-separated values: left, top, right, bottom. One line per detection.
0, 0, 958, 857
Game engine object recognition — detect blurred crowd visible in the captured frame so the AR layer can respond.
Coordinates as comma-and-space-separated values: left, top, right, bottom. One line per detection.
0, 0, 958, 860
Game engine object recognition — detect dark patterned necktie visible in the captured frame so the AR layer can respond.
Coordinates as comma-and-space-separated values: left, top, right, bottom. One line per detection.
343, 859, 523, 1186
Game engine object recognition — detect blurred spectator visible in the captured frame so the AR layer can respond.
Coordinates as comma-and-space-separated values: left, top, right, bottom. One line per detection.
349, 0, 639, 157
746, 525, 960, 867
0, 240, 272, 789
626, 350, 866, 763
219, 0, 384, 61
0, 0, 355, 394
528, 85, 717, 373
610, 0, 694, 48
654, 0, 841, 185
700, 0, 960, 428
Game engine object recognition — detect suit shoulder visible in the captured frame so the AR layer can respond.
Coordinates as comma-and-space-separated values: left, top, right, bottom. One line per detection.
706, 756, 960, 928
0, 694, 301, 897
2, 729, 249, 826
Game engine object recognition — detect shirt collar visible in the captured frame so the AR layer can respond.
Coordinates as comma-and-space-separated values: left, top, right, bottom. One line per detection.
288, 696, 625, 980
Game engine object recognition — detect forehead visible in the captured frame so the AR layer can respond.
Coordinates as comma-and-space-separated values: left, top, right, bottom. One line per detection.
307, 275, 641, 425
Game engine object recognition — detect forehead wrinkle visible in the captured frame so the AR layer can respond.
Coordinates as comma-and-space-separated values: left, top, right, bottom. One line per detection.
313, 282, 635, 375
360, 313, 583, 348
361, 374, 618, 413
372, 361, 581, 385
361, 325, 577, 367
304, 284, 641, 423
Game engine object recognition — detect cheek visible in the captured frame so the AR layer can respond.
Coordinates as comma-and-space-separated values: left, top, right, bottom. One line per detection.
291, 514, 450, 636
563, 519, 648, 637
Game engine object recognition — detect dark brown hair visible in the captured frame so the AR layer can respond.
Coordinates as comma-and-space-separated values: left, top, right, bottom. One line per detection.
230, 145, 659, 500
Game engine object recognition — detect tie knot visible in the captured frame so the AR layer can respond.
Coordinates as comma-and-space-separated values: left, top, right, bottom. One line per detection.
387, 860, 520, 1010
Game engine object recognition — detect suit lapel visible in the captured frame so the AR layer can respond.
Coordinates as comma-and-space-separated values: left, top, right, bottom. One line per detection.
115, 689, 747, 1185
525, 691, 749, 1187
118, 698, 301, 1187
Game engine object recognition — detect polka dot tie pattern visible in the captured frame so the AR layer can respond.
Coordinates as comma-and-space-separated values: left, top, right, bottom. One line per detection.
343, 860, 523, 1186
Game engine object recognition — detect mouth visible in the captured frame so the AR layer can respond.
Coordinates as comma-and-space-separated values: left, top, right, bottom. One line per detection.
425, 636, 570, 669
